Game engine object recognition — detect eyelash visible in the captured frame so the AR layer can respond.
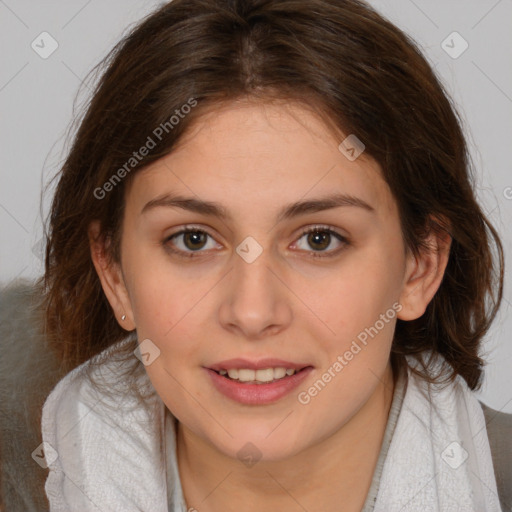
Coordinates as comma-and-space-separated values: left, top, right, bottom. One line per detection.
163, 224, 349, 260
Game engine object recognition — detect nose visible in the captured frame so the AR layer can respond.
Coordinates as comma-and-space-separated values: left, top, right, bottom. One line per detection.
217, 246, 293, 341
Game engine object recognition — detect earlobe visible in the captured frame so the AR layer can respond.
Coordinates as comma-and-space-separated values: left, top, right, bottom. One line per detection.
88, 220, 136, 331
397, 220, 452, 321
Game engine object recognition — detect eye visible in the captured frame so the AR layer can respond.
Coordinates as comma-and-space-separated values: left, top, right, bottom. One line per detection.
163, 226, 220, 258
292, 225, 349, 258
163, 224, 349, 259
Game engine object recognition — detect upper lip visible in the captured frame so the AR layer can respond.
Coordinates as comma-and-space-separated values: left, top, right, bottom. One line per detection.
207, 358, 312, 372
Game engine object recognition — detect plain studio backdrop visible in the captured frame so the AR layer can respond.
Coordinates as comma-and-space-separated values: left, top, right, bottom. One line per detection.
0, 0, 511, 412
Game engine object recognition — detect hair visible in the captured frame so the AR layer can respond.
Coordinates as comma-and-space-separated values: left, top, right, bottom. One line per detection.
37, 0, 504, 395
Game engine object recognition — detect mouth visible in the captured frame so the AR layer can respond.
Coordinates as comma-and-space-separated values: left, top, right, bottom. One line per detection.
204, 359, 314, 404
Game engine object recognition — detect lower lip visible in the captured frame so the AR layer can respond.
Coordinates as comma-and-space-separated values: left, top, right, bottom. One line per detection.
205, 367, 314, 405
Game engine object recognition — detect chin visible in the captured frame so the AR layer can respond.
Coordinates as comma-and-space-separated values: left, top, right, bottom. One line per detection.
206, 424, 307, 464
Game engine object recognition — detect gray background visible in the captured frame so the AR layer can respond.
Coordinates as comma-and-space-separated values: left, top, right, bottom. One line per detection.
0, 0, 511, 411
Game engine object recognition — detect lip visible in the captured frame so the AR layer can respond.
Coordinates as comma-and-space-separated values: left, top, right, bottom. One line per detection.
205, 365, 314, 405
207, 358, 310, 372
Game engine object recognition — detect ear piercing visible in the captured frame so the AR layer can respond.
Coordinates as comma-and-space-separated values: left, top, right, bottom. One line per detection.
121, 314, 126, 321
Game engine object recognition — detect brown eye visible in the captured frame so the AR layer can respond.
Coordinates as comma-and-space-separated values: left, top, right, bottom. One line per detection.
182, 231, 208, 250
294, 226, 349, 258
164, 228, 219, 257
307, 230, 331, 251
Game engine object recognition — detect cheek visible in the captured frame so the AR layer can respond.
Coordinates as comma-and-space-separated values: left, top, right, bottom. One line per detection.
126, 258, 202, 339
297, 260, 399, 426
128, 272, 207, 424
312, 252, 402, 344
131, 283, 203, 370
125, 253, 209, 361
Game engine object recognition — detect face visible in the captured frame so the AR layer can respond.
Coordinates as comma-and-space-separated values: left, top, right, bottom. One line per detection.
92, 99, 445, 462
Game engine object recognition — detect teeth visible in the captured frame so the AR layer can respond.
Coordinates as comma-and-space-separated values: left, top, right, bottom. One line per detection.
255, 368, 274, 382
273, 367, 287, 379
227, 368, 239, 379
219, 367, 297, 383
238, 369, 255, 382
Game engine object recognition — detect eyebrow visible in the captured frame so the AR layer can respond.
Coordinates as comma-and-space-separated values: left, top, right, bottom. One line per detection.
140, 192, 375, 222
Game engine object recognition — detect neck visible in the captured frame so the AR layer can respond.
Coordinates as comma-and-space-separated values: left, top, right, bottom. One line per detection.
176, 361, 395, 512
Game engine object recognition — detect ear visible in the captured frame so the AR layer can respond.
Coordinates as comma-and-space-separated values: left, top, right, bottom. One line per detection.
88, 220, 136, 330
397, 217, 452, 321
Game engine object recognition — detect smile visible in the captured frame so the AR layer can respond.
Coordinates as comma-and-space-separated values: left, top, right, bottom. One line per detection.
205, 364, 314, 405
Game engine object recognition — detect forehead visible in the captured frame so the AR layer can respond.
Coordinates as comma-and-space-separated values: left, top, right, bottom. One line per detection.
125, 100, 396, 220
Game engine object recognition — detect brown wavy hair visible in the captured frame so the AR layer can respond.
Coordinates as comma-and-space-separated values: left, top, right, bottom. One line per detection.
38, 0, 504, 392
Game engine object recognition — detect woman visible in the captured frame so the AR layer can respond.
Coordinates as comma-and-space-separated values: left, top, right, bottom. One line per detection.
39, 0, 510, 510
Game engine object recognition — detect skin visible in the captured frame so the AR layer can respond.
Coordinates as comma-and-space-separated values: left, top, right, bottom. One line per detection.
89, 98, 451, 511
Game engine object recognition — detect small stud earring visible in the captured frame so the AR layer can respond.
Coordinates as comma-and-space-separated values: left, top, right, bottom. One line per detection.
121, 314, 126, 321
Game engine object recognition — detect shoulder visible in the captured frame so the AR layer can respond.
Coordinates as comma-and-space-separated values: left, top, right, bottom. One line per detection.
42, 335, 158, 441
42, 338, 169, 510
479, 401, 512, 511
481, 400, 512, 438
40, 339, 132, 475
